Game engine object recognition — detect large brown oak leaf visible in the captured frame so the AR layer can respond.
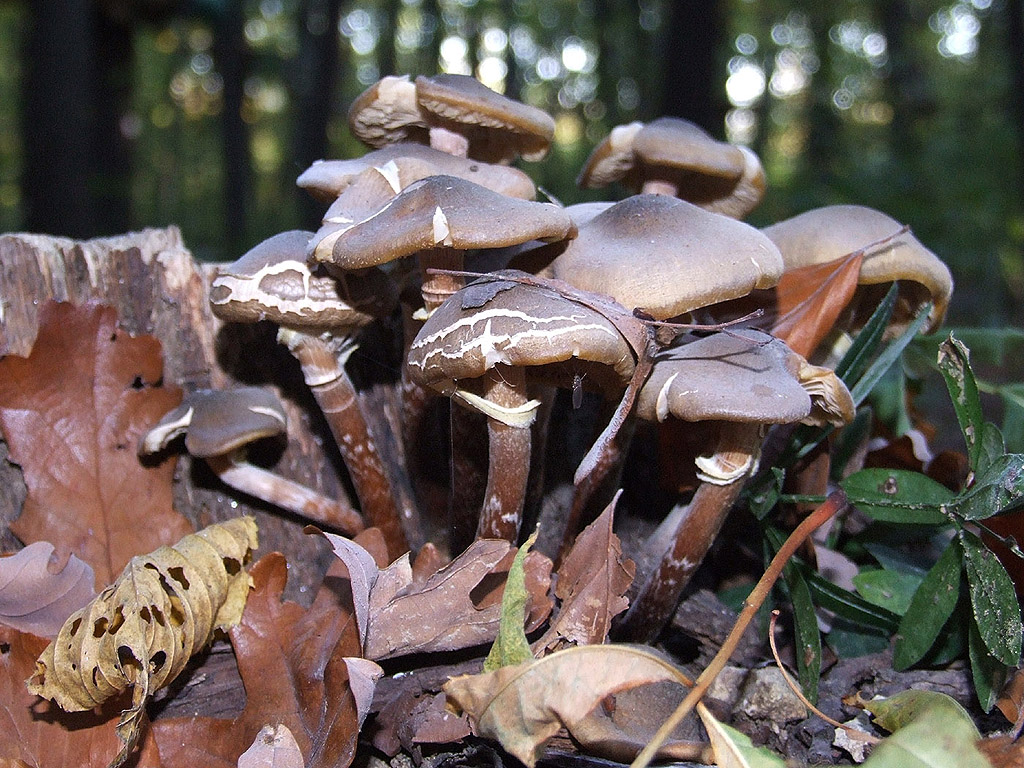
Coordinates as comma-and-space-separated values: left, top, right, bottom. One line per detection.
0, 302, 192, 585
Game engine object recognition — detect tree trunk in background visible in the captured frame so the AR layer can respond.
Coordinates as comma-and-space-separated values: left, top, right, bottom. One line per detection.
22, 0, 133, 238
292, 0, 345, 229
214, 0, 250, 254
658, 0, 724, 135
1008, 0, 1024, 202
380, 0, 400, 76
803, 6, 842, 194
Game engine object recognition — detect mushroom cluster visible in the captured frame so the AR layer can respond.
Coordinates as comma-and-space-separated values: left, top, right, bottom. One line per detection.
144, 72, 954, 638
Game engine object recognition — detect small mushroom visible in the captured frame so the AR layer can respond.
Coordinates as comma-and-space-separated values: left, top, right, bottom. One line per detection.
296, 142, 538, 204
578, 117, 766, 218
614, 330, 854, 642
762, 205, 954, 336
407, 272, 636, 543
139, 387, 364, 534
209, 230, 415, 557
348, 74, 555, 164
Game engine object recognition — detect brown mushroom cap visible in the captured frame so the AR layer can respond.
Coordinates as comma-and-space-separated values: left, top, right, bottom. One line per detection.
762, 205, 954, 332
543, 195, 784, 320
209, 230, 397, 330
347, 75, 425, 148
296, 142, 537, 203
317, 175, 576, 271
407, 272, 635, 400
414, 74, 555, 163
578, 118, 765, 218
140, 387, 287, 458
634, 330, 853, 426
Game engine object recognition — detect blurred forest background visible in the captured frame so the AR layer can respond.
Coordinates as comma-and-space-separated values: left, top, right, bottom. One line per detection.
0, 0, 1021, 326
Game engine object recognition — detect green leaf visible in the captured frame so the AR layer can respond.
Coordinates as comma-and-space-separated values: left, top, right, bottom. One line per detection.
952, 453, 1024, 520
841, 469, 954, 525
484, 532, 537, 672
782, 562, 820, 704
848, 302, 932, 407
893, 541, 962, 670
853, 569, 922, 615
1001, 384, 1024, 453
937, 335, 985, 472
826, 616, 891, 658
968, 618, 1010, 713
960, 529, 1023, 666
835, 283, 897, 385
803, 569, 900, 633
864, 692, 988, 768
747, 467, 785, 521
698, 705, 787, 767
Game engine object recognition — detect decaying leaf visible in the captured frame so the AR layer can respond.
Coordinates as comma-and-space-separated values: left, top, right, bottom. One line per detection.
484, 532, 537, 671
237, 725, 305, 768
0, 302, 192, 586
28, 516, 258, 764
0, 625, 164, 768
771, 251, 864, 359
318, 531, 379, 647
443, 644, 690, 767
152, 553, 381, 768
363, 539, 552, 661
535, 498, 634, 653
0, 542, 95, 638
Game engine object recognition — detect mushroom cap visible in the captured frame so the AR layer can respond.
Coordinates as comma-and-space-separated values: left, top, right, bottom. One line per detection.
140, 387, 288, 458
209, 230, 397, 330
296, 142, 537, 202
407, 271, 635, 398
317, 175, 576, 271
543, 195, 784, 319
634, 330, 853, 426
347, 74, 555, 164
414, 74, 555, 163
762, 205, 954, 331
578, 118, 764, 218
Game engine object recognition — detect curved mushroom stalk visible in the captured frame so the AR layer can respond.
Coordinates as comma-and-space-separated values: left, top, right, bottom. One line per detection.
278, 328, 411, 555
615, 421, 761, 642
205, 451, 364, 535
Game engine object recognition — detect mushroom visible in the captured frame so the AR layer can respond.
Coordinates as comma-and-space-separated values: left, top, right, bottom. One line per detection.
209, 230, 415, 557
762, 205, 954, 338
578, 117, 767, 218
312, 174, 576, 314
296, 142, 538, 204
348, 74, 555, 163
406, 271, 636, 544
614, 330, 854, 642
540, 194, 784, 322
139, 387, 364, 534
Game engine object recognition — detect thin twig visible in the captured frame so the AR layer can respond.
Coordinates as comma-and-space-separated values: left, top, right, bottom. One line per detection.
630, 490, 850, 768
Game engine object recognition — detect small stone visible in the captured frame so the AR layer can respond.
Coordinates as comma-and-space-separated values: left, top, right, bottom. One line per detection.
736, 666, 808, 724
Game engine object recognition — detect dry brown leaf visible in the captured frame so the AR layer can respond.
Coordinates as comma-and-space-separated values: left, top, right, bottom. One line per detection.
237, 725, 305, 768
363, 539, 552, 661
28, 517, 258, 764
0, 302, 192, 585
151, 553, 380, 768
978, 734, 1024, 768
771, 251, 864, 358
0, 542, 95, 638
535, 497, 634, 653
443, 644, 690, 767
0, 625, 164, 768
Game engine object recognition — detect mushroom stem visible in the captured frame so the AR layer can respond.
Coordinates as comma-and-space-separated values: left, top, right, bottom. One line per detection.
428, 125, 471, 158
279, 328, 411, 557
419, 247, 465, 312
615, 421, 763, 643
205, 452, 364, 535
641, 179, 679, 197
477, 363, 531, 541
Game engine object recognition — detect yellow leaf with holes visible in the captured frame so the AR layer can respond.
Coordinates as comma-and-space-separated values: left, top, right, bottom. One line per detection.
26, 516, 258, 765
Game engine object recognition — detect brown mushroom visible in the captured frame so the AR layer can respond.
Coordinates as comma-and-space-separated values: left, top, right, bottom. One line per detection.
578, 117, 766, 218
615, 330, 853, 641
541, 194, 783, 321
296, 142, 538, 204
348, 74, 555, 164
762, 205, 954, 336
139, 387, 364, 534
407, 272, 636, 544
209, 230, 415, 557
